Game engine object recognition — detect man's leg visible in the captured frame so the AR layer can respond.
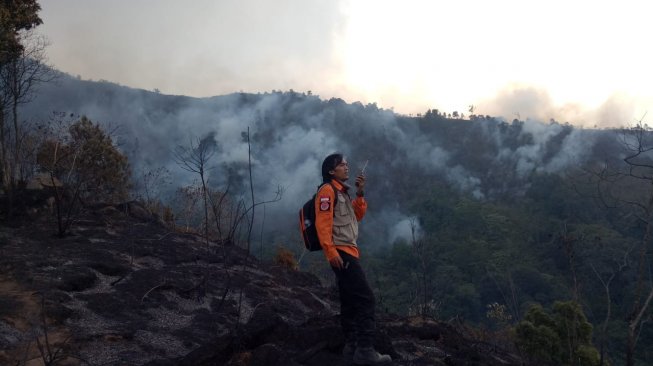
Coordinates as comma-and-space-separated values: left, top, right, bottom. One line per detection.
332, 251, 358, 359
338, 252, 375, 347
337, 251, 391, 364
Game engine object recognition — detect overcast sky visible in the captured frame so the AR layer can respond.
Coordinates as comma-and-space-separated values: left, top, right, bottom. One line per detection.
40, 0, 653, 127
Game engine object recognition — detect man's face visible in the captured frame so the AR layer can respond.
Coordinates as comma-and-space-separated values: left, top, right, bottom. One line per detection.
330, 158, 349, 182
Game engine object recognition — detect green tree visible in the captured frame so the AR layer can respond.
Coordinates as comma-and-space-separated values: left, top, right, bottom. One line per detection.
68, 116, 131, 202
515, 304, 562, 364
36, 115, 131, 236
553, 301, 600, 366
515, 301, 600, 366
0, 0, 42, 61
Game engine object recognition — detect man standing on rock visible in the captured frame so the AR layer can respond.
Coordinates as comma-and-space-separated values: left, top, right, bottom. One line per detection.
315, 153, 392, 365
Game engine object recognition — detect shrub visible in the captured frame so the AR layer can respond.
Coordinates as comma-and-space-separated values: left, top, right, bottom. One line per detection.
274, 246, 298, 270
37, 116, 131, 204
514, 301, 600, 366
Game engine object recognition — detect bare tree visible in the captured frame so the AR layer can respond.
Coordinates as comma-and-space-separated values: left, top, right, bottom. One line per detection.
409, 217, 433, 318
35, 113, 82, 237
485, 265, 521, 323
583, 121, 653, 366
135, 165, 172, 215
589, 244, 630, 366
174, 136, 215, 249
0, 78, 10, 188
559, 222, 581, 302
173, 130, 283, 322
232, 127, 283, 332
1, 30, 55, 185
175, 182, 203, 232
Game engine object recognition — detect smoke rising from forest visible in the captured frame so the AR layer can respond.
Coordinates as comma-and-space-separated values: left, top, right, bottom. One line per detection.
478, 85, 641, 129
22, 75, 616, 248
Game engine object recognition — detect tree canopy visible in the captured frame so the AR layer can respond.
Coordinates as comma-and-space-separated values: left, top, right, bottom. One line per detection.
0, 0, 42, 62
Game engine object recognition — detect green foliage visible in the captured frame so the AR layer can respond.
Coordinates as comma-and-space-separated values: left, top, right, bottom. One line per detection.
0, 0, 42, 62
364, 159, 653, 361
515, 301, 600, 366
515, 319, 562, 364
523, 303, 557, 329
70, 117, 131, 202
37, 116, 131, 203
486, 302, 512, 328
553, 301, 593, 345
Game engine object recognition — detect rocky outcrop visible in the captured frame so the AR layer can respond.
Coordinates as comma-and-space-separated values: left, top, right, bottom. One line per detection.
0, 202, 523, 365
145, 310, 521, 366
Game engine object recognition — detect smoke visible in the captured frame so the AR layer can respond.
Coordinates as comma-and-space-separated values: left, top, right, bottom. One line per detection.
541, 128, 596, 173
447, 166, 484, 200
594, 94, 639, 128
22, 76, 612, 250
481, 85, 556, 122
40, 0, 346, 98
389, 216, 422, 244
479, 84, 640, 129
513, 119, 564, 177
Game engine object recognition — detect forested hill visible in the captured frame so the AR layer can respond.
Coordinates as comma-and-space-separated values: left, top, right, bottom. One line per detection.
24, 73, 619, 237
22, 73, 653, 364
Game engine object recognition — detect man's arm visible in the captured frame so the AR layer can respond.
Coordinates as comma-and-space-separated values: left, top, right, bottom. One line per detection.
353, 173, 367, 221
315, 184, 343, 268
352, 197, 367, 221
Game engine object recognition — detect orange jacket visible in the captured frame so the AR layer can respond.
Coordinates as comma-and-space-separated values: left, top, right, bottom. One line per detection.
314, 179, 367, 261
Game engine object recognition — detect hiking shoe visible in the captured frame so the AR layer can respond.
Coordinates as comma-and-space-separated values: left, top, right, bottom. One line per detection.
353, 347, 392, 365
343, 342, 356, 361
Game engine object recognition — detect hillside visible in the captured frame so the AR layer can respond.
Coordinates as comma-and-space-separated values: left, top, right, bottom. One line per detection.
0, 199, 523, 365
9, 74, 653, 364
20, 74, 624, 248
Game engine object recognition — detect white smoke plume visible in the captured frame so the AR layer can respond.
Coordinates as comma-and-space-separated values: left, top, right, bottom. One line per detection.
21, 76, 615, 251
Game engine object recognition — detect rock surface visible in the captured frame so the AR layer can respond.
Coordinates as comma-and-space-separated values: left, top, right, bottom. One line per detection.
0, 203, 523, 365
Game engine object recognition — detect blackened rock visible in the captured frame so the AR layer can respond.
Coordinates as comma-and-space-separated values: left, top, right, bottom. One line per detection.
169, 334, 233, 366
266, 264, 323, 287
249, 343, 292, 366
289, 315, 342, 350
85, 259, 130, 277
116, 201, 154, 222
141, 358, 176, 366
45, 301, 74, 325
0, 319, 22, 350
243, 304, 289, 347
57, 266, 97, 292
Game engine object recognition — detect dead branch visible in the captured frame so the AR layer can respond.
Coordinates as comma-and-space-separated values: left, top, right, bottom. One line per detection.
141, 281, 169, 303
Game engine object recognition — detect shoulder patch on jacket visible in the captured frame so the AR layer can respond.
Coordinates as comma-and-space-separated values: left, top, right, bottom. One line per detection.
319, 195, 331, 211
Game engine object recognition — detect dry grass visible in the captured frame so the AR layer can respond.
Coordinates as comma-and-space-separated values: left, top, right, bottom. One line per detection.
0, 276, 75, 365
274, 246, 298, 271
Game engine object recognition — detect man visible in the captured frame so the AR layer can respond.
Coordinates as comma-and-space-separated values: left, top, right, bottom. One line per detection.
315, 153, 392, 365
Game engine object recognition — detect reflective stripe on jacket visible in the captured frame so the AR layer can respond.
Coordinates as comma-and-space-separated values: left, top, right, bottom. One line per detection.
315, 179, 367, 261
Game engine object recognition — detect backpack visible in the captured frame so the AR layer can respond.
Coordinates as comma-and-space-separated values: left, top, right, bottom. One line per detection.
299, 183, 337, 251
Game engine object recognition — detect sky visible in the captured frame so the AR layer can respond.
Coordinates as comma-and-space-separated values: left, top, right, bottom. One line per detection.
39, 0, 653, 127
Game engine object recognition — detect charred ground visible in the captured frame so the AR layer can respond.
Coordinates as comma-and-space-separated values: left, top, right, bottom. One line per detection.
0, 199, 524, 366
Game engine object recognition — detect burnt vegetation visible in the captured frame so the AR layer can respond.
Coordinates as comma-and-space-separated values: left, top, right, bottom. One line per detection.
3, 2, 653, 366
6, 84, 653, 365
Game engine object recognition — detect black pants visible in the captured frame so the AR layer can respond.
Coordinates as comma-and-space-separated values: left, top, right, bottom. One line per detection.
331, 249, 376, 348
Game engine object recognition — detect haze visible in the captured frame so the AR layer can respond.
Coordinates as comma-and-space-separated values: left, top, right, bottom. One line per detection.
40, 0, 653, 127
